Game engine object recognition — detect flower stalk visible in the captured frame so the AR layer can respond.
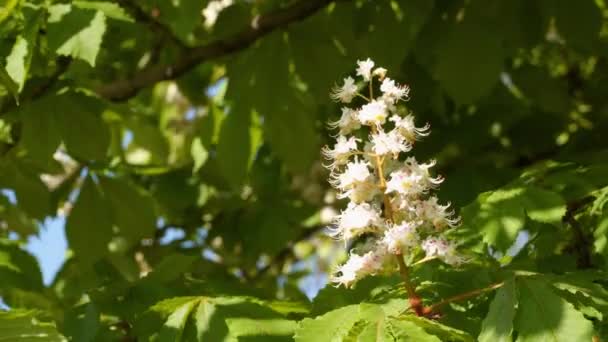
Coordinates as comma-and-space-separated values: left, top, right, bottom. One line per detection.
324, 58, 464, 315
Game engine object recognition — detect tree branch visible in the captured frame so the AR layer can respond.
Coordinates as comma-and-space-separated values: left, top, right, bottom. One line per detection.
563, 195, 595, 269
97, 0, 338, 101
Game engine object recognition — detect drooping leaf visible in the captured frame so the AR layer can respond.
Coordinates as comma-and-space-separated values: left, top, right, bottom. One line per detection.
216, 103, 254, 188
47, 5, 107, 66
63, 303, 100, 342
514, 278, 594, 342
478, 279, 516, 342
5, 8, 41, 91
55, 93, 111, 161
0, 240, 43, 292
98, 176, 156, 246
0, 64, 19, 102
65, 176, 113, 264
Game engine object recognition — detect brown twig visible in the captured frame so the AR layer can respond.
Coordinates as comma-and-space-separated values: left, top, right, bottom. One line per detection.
563, 196, 595, 269
97, 0, 339, 101
424, 282, 505, 315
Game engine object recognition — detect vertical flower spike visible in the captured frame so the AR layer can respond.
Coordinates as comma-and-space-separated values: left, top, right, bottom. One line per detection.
323, 58, 462, 288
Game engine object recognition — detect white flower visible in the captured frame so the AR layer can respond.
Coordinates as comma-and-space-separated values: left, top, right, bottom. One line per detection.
404, 157, 443, 188
415, 196, 459, 230
331, 250, 385, 287
422, 237, 463, 265
331, 76, 358, 103
356, 58, 375, 81
329, 107, 361, 135
202, 0, 234, 28
322, 136, 359, 168
331, 159, 371, 190
390, 115, 430, 143
337, 180, 379, 204
358, 100, 388, 126
373, 67, 387, 80
380, 78, 410, 104
330, 202, 383, 240
370, 129, 411, 157
386, 169, 425, 197
381, 221, 420, 254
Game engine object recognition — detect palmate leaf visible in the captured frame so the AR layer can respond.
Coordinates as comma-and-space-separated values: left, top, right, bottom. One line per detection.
514, 278, 594, 342
135, 296, 300, 341
294, 305, 360, 342
0, 310, 65, 341
296, 302, 465, 342
478, 278, 516, 342
65, 177, 113, 265
460, 185, 566, 252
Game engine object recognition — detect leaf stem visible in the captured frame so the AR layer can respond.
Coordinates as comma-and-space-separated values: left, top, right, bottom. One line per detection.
424, 282, 504, 314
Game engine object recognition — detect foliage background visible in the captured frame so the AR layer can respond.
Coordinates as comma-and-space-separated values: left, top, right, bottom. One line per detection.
1, 0, 608, 340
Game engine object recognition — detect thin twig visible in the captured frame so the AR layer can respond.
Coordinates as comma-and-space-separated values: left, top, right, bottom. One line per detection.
563, 196, 595, 269
424, 282, 504, 314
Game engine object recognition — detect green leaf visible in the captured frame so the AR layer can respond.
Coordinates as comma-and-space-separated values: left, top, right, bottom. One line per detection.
514, 278, 594, 342
124, 117, 169, 165
226, 33, 317, 174
0, 65, 19, 102
6, 37, 30, 92
478, 279, 516, 342
65, 176, 113, 264
435, 21, 505, 104
0, 240, 43, 292
0, 0, 18, 23
294, 305, 361, 342
157, 299, 199, 342
216, 104, 254, 188
461, 186, 566, 252
55, 94, 111, 161
5, 8, 41, 92
191, 298, 217, 340
190, 137, 208, 173
47, 5, 107, 66
63, 303, 100, 342
1, 161, 52, 220
17, 101, 61, 167
0, 310, 65, 341
226, 318, 297, 340
98, 176, 156, 246
520, 188, 566, 224
462, 189, 526, 252
400, 316, 474, 342
554, 0, 601, 52
73, 1, 133, 22
384, 317, 442, 342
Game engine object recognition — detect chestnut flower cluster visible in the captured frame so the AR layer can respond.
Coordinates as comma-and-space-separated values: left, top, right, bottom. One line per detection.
323, 59, 463, 288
